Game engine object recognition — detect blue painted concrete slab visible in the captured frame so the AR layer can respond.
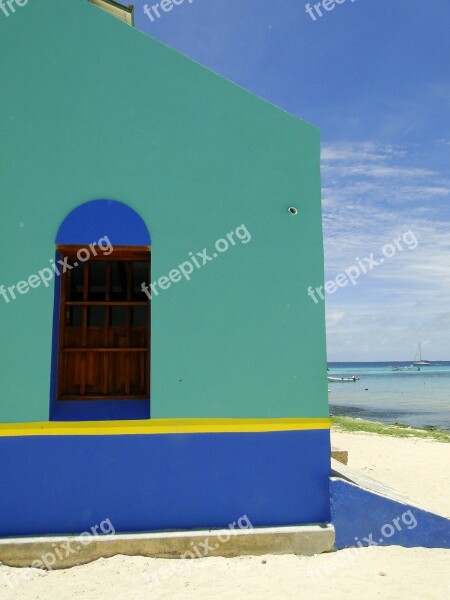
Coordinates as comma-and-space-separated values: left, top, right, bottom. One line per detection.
331, 478, 450, 550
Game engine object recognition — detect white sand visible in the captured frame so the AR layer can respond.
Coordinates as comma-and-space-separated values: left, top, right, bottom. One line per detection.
1, 549, 449, 600
1, 430, 449, 599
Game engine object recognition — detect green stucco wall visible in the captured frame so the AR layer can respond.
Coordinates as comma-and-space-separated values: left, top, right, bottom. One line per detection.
0, 0, 327, 422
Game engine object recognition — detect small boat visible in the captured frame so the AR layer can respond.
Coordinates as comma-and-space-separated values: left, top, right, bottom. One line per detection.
327, 375, 359, 382
392, 365, 420, 372
413, 342, 431, 366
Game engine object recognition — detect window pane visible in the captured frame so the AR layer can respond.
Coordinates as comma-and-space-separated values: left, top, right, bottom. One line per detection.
89, 306, 105, 327
132, 261, 150, 300
133, 306, 147, 327
111, 261, 128, 301
71, 306, 83, 327
111, 307, 127, 327
69, 261, 84, 301
89, 262, 106, 301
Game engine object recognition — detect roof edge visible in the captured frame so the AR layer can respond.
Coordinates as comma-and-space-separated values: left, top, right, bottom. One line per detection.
88, 0, 134, 26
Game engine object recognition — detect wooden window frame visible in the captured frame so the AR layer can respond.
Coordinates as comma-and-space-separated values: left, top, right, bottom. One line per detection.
56, 245, 150, 401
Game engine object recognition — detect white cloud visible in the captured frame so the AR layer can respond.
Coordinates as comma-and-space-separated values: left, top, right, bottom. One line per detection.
321, 141, 450, 360
326, 309, 347, 326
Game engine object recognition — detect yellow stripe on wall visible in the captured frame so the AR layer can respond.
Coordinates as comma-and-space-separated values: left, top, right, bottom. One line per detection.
0, 418, 331, 437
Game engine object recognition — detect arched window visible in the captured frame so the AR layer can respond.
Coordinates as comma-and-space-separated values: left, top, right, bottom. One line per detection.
50, 200, 151, 420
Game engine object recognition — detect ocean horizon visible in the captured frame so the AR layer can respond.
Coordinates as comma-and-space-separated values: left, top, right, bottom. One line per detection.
327, 362, 450, 431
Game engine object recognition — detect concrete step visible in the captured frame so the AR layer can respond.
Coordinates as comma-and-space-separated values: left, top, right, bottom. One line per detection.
0, 524, 335, 569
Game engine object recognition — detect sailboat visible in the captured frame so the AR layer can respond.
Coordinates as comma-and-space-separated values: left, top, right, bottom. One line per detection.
413, 342, 431, 366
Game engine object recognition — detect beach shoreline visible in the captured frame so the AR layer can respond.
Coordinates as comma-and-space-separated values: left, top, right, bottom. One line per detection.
331, 415, 450, 442
327, 362, 450, 431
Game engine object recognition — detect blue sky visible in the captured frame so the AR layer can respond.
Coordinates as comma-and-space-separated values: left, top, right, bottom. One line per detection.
131, 0, 450, 361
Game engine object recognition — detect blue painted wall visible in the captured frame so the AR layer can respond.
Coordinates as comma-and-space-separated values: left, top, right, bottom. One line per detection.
0, 430, 330, 536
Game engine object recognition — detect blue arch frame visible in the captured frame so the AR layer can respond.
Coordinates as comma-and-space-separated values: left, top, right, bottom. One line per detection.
50, 199, 151, 422
55, 199, 151, 246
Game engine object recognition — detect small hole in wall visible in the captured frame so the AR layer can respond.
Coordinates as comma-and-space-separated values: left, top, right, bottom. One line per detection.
288, 207, 298, 215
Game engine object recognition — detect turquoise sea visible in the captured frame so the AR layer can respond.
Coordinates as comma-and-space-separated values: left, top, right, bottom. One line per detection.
327, 362, 450, 431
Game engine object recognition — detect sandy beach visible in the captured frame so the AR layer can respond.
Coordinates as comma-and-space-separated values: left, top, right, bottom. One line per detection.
1, 428, 449, 600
